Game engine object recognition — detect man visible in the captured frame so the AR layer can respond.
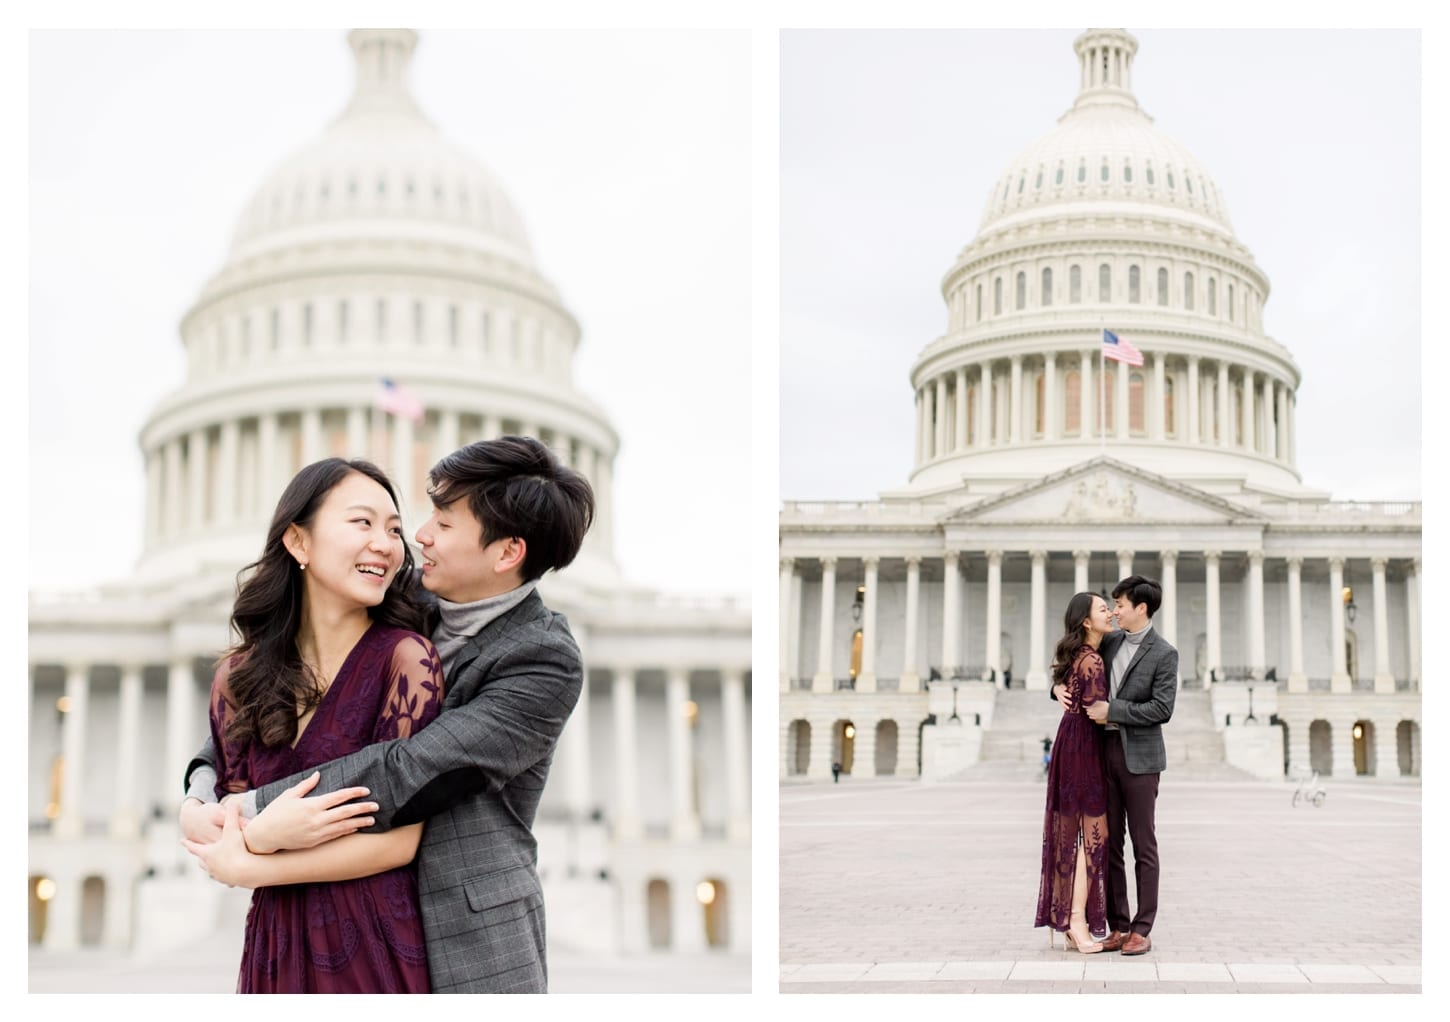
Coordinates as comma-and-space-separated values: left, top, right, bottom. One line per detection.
1053, 575, 1177, 956
180, 435, 594, 993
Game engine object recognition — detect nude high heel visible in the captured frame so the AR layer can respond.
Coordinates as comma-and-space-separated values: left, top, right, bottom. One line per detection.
1064, 912, 1104, 954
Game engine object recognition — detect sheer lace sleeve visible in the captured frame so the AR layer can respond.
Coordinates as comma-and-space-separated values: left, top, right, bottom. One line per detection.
207, 657, 250, 796
374, 634, 444, 743
1075, 648, 1109, 708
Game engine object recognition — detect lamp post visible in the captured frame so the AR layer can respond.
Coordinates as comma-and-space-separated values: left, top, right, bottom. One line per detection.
949, 680, 960, 723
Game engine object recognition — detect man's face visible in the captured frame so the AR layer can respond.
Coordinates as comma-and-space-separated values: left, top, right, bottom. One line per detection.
1114, 594, 1148, 632
414, 498, 520, 603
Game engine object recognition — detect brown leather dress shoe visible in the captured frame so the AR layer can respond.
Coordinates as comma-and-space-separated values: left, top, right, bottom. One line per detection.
1120, 932, 1152, 955
1101, 931, 1128, 952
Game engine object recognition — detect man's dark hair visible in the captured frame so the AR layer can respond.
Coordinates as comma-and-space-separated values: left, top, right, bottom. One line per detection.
428, 435, 595, 582
1111, 574, 1162, 619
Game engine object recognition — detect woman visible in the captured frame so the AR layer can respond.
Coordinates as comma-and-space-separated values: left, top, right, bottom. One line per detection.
1034, 591, 1114, 953
182, 458, 443, 992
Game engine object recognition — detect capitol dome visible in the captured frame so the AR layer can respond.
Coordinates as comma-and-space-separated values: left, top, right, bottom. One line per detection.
978, 28, 1232, 236
908, 27, 1305, 501
226, 30, 536, 269
134, 28, 621, 596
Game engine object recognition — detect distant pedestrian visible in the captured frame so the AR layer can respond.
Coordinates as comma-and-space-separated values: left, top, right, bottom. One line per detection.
831, 761, 842, 783
1041, 737, 1052, 778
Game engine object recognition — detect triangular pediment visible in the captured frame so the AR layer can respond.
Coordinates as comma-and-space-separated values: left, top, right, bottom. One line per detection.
946, 457, 1264, 525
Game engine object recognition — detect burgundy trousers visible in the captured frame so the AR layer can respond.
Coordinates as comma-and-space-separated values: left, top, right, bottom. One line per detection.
1103, 736, 1161, 936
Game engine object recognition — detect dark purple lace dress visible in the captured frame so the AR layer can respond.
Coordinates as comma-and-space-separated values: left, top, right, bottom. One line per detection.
1034, 643, 1109, 936
209, 625, 443, 994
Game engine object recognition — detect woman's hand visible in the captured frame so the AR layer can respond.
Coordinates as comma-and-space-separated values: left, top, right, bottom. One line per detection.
178, 798, 226, 844
181, 800, 260, 888
241, 771, 378, 854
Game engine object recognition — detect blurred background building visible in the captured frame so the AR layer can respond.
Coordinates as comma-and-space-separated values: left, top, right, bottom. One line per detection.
27, 28, 750, 991
779, 28, 1420, 786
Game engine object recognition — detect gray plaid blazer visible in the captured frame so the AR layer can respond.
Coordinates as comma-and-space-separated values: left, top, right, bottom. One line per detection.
1097, 626, 1178, 774
192, 589, 582, 993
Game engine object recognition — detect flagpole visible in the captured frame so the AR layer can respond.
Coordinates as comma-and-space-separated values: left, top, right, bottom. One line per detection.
1098, 331, 1106, 455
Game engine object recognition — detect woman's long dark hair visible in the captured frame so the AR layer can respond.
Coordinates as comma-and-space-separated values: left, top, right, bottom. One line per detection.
221, 458, 428, 748
1050, 591, 1101, 688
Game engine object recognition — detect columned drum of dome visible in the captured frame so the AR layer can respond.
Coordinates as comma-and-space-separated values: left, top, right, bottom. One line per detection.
912, 27, 1301, 497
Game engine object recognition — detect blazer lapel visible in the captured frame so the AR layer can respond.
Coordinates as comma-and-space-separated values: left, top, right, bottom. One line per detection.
442, 590, 543, 693
1120, 628, 1158, 686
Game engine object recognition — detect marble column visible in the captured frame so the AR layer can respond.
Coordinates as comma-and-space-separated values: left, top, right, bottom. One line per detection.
986, 550, 1003, 687
1117, 549, 1133, 580
391, 412, 416, 508
1186, 355, 1201, 444
1151, 355, 1166, 440
934, 375, 948, 457
611, 669, 641, 840
666, 669, 700, 841
1330, 719, 1356, 778
1010, 355, 1024, 443
346, 406, 368, 458
1287, 556, 1307, 692
978, 362, 993, 446
165, 659, 197, 828
216, 419, 239, 526
1044, 352, 1058, 440
1216, 362, 1230, 446
1372, 557, 1394, 692
1115, 355, 1129, 440
1159, 551, 1178, 651
112, 665, 144, 839
914, 389, 925, 463
955, 368, 968, 451
1328, 557, 1350, 692
1275, 383, 1289, 461
1285, 716, 1311, 777
859, 557, 879, 692
559, 665, 592, 830
436, 408, 461, 467
1247, 551, 1265, 676
721, 669, 750, 840
941, 550, 961, 675
1374, 720, 1401, 778
1080, 351, 1095, 438
186, 428, 208, 532
813, 558, 837, 693
1027, 550, 1048, 690
902, 557, 921, 692
779, 558, 796, 692
671, 868, 706, 953
1073, 549, 1090, 593
300, 407, 324, 466
163, 439, 184, 539
56, 663, 89, 840
1239, 370, 1253, 449
1407, 559, 1420, 687
1205, 551, 1222, 684
1287, 393, 1297, 466
257, 413, 279, 515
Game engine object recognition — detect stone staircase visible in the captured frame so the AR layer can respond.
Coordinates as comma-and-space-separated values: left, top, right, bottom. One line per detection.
946, 687, 1257, 782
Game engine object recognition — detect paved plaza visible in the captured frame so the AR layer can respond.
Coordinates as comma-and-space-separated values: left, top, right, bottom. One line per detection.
781, 775, 1421, 994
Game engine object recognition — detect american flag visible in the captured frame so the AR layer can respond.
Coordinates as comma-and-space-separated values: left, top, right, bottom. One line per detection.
1102, 329, 1144, 367
376, 378, 425, 422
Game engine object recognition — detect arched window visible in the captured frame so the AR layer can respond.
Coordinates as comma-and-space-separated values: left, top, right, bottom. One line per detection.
1186, 176, 1194, 194
1167, 169, 1176, 190
1103, 364, 1115, 430
1070, 265, 1082, 303
976, 283, 983, 322
1035, 373, 1046, 435
1123, 160, 1133, 183
994, 277, 1003, 315
1018, 172, 1025, 194
1055, 163, 1064, 185
1146, 162, 1155, 186
337, 300, 348, 343
302, 303, 313, 345
1015, 271, 1026, 310
1157, 267, 1168, 306
1208, 277, 1217, 316
1232, 388, 1242, 445
1184, 271, 1195, 311
1065, 371, 1081, 434
967, 384, 976, 444
1100, 160, 1110, 182
1129, 371, 1145, 433
1228, 284, 1235, 323
1129, 265, 1141, 303
1098, 263, 1111, 302
1035, 168, 1043, 189
1164, 376, 1176, 436
1077, 160, 1086, 183
1041, 267, 1053, 307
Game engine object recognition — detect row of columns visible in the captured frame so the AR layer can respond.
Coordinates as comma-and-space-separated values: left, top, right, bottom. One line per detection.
914, 352, 1296, 467
144, 409, 612, 546
1284, 716, 1419, 779
783, 552, 1419, 692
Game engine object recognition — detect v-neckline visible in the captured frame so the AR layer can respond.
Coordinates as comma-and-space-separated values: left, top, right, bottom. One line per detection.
291, 622, 376, 751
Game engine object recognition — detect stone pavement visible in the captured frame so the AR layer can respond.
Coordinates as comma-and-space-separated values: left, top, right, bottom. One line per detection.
781, 775, 1421, 994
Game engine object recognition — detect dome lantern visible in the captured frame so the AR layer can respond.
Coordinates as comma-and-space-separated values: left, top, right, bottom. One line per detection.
341, 28, 424, 121
1071, 28, 1141, 113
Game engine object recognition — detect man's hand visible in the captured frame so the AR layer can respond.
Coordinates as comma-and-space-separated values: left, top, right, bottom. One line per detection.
182, 800, 259, 888
241, 771, 378, 854
179, 798, 226, 844
1052, 684, 1070, 710
1085, 700, 1109, 724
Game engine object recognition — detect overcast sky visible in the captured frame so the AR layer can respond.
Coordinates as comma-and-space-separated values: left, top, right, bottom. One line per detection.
781, 28, 1422, 504
28, 28, 751, 598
